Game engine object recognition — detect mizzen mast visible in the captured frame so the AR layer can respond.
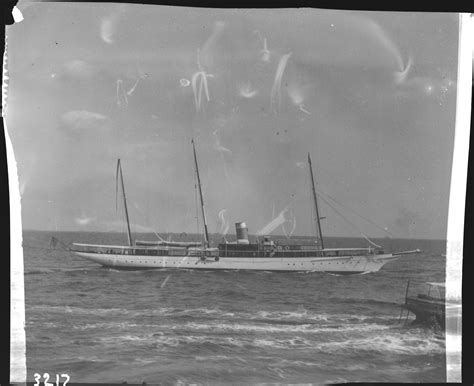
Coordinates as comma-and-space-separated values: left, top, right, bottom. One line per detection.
308, 153, 324, 250
192, 139, 210, 248
116, 159, 133, 246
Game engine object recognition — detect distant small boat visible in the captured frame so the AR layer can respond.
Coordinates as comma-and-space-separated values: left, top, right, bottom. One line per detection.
71, 140, 420, 273
400, 280, 450, 328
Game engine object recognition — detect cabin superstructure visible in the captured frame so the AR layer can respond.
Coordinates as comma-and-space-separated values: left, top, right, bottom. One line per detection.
217, 222, 385, 258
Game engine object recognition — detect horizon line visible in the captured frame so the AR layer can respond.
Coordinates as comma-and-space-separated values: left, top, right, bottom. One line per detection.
21, 228, 448, 242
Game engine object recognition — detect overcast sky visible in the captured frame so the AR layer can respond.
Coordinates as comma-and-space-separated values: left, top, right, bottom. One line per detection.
6, 3, 459, 239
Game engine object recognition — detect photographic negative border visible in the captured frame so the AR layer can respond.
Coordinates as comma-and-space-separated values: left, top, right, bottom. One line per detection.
4, 1, 472, 384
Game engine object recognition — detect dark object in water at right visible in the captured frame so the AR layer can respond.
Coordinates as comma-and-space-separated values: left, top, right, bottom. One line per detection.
399, 280, 449, 328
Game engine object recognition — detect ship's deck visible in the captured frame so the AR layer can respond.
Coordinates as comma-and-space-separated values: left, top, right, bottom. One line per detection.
72, 242, 383, 258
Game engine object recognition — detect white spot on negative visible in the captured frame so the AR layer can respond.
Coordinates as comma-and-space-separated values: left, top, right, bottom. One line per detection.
12, 7, 24, 23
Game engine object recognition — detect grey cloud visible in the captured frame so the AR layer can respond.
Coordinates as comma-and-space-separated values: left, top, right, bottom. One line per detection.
61, 60, 98, 79
61, 110, 110, 131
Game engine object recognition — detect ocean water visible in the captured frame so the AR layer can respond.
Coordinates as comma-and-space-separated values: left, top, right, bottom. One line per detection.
21, 231, 446, 384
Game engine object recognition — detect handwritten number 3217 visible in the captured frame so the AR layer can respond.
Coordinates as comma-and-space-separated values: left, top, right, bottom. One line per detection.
34, 373, 70, 386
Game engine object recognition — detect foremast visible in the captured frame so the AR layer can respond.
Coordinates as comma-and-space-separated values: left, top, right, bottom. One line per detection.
308, 153, 325, 250
192, 139, 210, 248
116, 159, 133, 246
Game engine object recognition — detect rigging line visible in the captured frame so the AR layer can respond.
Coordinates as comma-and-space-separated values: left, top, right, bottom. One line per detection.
315, 192, 381, 248
314, 187, 393, 237
114, 158, 165, 240
46, 236, 72, 252
117, 160, 132, 246
24, 243, 67, 252
308, 153, 324, 249
22, 244, 49, 250
281, 221, 289, 239
192, 139, 210, 248
194, 164, 200, 238
124, 195, 167, 241
115, 160, 120, 212
115, 175, 126, 234
153, 232, 166, 242
303, 165, 317, 239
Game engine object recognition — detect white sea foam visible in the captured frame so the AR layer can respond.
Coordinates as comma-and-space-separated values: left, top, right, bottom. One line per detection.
274, 359, 323, 368
173, 307, 223, 315
195, 355, 247, 363
133, 358, 158, 365
324, 377, 349, 384
254, 338, 313, 349
184, 320, 390, 334
99, 334, 181, 349
40, 322, 58, 328
30, 304, 188, 318
155, 334, 246, 349
72, 321, 147, 330
29, 304, 132, 315
315, 330, 445, 355
109, 334, 145, 342
267, 366, 287, 379
29, 304, 396, 337
254, 310, 329, 321
179, 321, 319, 334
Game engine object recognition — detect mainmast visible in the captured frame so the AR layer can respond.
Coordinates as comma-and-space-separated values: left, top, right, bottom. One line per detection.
116, 159, 133, 246
192, 139, 210, 248
307, 153, 324, 250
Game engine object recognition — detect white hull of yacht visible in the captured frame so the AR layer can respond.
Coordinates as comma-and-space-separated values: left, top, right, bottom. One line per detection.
74, 251, 398, 274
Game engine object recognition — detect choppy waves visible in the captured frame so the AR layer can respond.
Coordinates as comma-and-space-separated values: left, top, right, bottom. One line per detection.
27, 304, 445, 357
25, 266, 99, 275
29, 303, 399, 327
23, 233, 447, 383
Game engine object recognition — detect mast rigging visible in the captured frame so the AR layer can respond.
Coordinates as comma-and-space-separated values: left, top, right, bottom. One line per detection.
192, 139, 210, 248
116, 159, 133, 246
308, 153, 324, 250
